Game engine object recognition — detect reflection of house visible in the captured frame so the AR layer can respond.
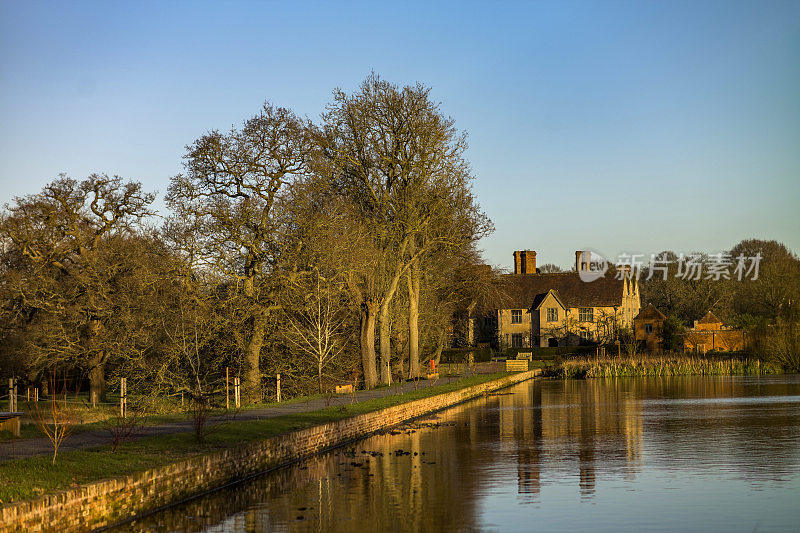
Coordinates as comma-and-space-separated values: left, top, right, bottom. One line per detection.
634, 304, 666, 351
470, 250, 641, 349
684, 311, 744, 353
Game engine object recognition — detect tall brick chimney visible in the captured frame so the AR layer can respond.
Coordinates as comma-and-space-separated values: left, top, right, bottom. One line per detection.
577, 250, 600, 272
513, 250, 537, 274
575, 250, 584, 272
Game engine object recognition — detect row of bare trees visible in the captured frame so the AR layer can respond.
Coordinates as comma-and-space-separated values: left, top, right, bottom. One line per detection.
0, 74, 495, 404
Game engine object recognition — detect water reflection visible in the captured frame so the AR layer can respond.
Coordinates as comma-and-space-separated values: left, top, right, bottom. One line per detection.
118, 375, 800, 532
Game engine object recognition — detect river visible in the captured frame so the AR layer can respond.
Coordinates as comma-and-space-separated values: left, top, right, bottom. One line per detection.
115, 375, 800, 532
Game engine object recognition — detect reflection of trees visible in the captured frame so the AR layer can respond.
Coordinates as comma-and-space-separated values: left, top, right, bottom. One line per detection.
123, 376, 800, 531
516, 386, 542, 500
126, 402, 488, 532
532, 378, 644, 498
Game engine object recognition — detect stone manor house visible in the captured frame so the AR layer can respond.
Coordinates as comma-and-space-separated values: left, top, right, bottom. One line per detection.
467, 250, 641, 350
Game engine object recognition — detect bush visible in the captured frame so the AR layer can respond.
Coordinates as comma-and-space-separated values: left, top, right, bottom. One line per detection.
762, 317, 800, 372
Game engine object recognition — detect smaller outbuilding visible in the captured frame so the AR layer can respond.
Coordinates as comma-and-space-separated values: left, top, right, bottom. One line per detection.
684, 311, 745, 353
633, 304, 666, 351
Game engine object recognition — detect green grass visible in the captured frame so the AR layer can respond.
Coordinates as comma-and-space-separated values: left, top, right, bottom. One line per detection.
0, 388, 373, 443
548, 355, 781, 379
0, 372, 510, 505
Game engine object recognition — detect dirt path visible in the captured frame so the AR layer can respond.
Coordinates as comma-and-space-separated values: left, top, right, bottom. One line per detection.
0, 375, 472, 462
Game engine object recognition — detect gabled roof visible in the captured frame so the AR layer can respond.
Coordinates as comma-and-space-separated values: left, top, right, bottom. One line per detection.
698, 311, 723, 325
635, 303, 666, 321
498, 271, 626, 310
532, 289, 567, 310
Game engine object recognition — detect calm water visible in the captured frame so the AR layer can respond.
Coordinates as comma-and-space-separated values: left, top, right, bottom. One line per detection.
118, 375, 800, 532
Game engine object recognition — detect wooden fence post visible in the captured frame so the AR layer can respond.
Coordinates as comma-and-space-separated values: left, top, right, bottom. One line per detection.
226, 366, 230, 410
276, 373, 281, 403
234, 377, 241, 408
34, 387, 39, 403
8, 378, 16, 412
120, 377, 127, 418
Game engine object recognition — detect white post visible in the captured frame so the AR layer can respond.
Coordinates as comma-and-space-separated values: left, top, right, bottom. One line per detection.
9, 378, 16, 412
234, 377, 241, 408
387, 361, 391, 386
120, 377, 127, 418
276, 373, 281, 403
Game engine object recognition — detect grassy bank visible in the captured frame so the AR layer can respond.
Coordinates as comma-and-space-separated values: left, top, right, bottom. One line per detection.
548, 355, 781, 379
0, 366, 506, 443
0, 372, 510, 504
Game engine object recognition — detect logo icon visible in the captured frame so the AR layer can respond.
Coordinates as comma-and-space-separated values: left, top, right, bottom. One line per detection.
576, 249, 609, 282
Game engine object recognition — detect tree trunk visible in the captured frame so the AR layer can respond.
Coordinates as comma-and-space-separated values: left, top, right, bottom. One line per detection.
380, 300, 392, 385
245, 313, 267, 403
318, 359, 323, 394
379, 267, 404, 385
361, 302, 378, 389
407, 260, 421, 378
394, 327, 407, 380
89, 355, 106, 405
433, 328, 447, 366
242, 273, 266, 403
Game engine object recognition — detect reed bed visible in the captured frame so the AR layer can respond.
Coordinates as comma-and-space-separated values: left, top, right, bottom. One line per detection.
550, 355, 781, 379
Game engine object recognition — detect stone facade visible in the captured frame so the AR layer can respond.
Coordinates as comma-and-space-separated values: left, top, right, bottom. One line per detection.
634, 304, 666, 351
0, 371, 537, 533
684, 312, 745, 352
478, 250, 641, 349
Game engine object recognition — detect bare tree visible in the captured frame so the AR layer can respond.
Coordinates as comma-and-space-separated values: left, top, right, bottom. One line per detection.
319, 73, 490, 384
32, 372, 77, 464
282, 270, 348, 393
538, 263, 564, 273
102, 396, 148, 452
0, 175, 155, 403
167, 103, 313, 401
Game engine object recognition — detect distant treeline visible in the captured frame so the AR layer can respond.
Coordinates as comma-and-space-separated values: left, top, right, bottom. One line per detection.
637, 240, 800, 370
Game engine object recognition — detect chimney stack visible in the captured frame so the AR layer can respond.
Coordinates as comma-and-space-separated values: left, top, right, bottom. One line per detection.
513, 250, 537, 274
575, 250, 592, 272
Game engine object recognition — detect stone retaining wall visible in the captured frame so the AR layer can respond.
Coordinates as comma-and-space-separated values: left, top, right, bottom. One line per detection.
1, 370, 537, 532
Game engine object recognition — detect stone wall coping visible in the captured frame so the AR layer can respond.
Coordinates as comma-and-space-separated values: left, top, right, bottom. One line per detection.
0, 370, 537, 532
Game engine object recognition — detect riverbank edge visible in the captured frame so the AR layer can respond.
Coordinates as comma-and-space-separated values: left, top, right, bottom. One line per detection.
546, 355, 781, 379
1, 370, 538, 532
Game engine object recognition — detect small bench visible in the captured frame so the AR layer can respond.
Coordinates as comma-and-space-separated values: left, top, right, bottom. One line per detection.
335, 384, 354, 394
0, 412, 23, 437
505, 360, 529, 372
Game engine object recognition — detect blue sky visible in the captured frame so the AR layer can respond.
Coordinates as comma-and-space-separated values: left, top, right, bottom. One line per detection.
1, 1, 798, 269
